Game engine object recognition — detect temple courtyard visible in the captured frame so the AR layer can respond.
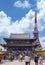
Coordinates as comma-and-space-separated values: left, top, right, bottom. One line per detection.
0, 60, 45, 65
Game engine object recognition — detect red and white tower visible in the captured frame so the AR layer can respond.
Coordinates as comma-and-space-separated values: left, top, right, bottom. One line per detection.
33, 12, 41, 48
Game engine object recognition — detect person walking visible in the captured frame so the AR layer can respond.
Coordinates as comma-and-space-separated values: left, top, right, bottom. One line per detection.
34, 54, 39, 65
18, 54, 23, 62
24, 54, 31, 65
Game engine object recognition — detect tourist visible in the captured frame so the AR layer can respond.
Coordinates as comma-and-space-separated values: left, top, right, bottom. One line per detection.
39, 55, 43, 65
34, 54, 39, 65
24, 54, 31, 65
18, 54, 23, 62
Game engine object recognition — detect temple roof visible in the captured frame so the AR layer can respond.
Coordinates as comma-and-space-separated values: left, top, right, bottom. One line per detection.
10, 33, 30, 39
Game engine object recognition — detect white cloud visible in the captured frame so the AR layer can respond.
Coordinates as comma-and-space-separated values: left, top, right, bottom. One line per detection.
0, 10, 34, 44
0, 11, 11, 33
13, 0, 45, 32
39, 36, 45, 48
13, 0, 30, 8
7, 10, 35, 34
36, 0, 45, 31
0, 10, 34, 36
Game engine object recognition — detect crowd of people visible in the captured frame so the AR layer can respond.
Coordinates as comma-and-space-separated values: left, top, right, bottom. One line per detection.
24, 53, 43, 65
0, 50, 44, 65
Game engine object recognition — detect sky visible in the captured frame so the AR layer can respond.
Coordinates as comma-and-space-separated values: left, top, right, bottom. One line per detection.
0, 0, 45, 48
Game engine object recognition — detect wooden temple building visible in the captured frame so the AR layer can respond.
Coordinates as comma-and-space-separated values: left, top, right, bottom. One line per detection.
3, 34, 38, 52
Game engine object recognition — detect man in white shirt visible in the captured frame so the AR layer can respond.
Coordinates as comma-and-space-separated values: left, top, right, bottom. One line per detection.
24, 54, 31, 65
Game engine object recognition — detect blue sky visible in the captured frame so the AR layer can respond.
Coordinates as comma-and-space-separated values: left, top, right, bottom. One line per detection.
0, 0, 37, 21
0, 0, 45, 48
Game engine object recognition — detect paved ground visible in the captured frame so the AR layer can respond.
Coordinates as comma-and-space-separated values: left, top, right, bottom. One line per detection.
0, 60, 45, 65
